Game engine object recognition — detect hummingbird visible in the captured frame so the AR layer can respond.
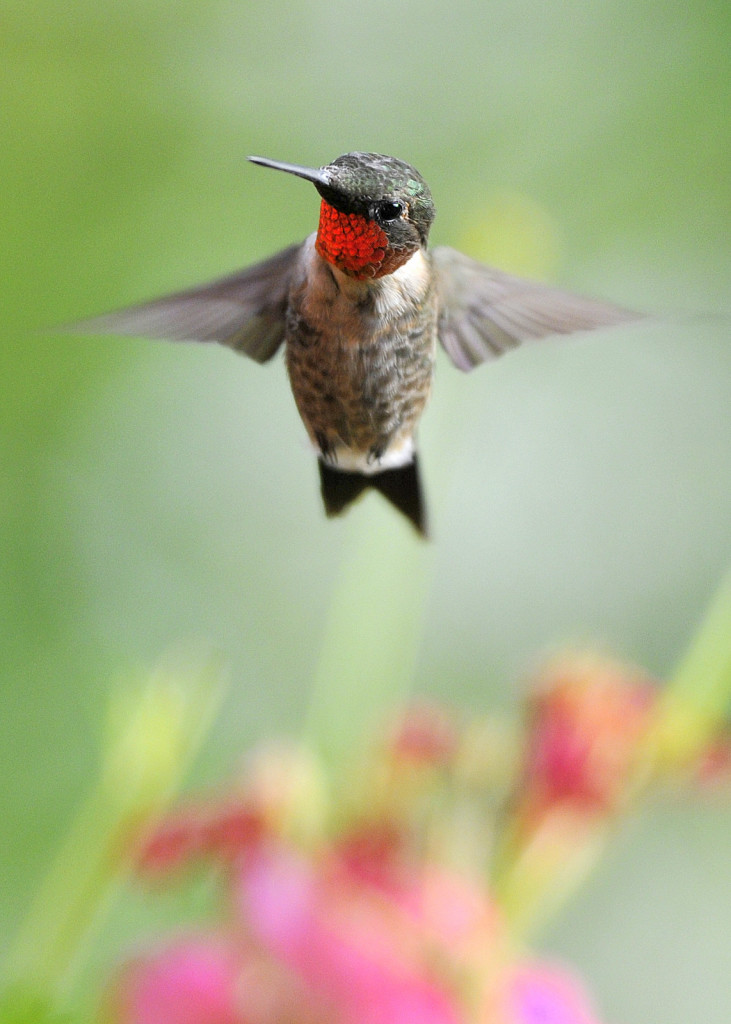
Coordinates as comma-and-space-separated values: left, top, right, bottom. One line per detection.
76, 152, 638, 535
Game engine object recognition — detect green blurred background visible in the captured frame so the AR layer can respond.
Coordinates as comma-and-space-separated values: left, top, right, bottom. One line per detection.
2, 1, 730, 1020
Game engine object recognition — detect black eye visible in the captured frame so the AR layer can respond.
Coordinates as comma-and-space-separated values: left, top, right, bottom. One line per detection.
377, 200, 404, 222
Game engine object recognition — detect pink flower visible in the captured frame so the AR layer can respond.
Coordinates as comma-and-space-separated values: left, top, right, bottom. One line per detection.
236, 839, 469, 1024
501, 962, 602, 1024
111, 704, 623, 1024
520, 656, 655, 818
112, 831, 609, 1024
112, 934, 244, 1024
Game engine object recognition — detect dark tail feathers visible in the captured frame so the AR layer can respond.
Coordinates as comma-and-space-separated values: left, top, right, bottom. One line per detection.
318, 457, 427, 537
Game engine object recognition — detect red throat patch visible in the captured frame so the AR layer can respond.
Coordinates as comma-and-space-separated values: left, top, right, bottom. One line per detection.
315, 200, 410, 279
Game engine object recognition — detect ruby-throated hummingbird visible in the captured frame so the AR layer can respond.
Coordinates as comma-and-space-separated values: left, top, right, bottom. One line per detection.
76, 152, 638, 535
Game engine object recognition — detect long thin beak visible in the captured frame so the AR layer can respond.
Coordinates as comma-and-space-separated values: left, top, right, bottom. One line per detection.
247, 155, 331, 188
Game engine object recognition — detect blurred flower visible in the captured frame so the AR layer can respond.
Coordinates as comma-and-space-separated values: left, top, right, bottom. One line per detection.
517, 655, 656, 821
108, 653, 729, 1024
498, 962, 601, 1024
387, 702, 459, 768
235, 835, 495, 1024
110, 935, 242, 1024
695, 731, 731, 789
136, 803, 265, 879
113, 824, 603, 1024
492, 655, 658, 932
111, 732, 606, 1024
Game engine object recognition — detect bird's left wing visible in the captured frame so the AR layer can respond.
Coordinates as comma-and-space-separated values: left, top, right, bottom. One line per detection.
432, 246, 640, 372
67, 243, 302, 363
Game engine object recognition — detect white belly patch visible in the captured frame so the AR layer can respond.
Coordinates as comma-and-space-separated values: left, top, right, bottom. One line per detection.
321, 436, 415, 474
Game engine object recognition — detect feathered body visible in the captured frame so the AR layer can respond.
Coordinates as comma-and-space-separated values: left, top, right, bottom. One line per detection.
72, 152, 639, 535
285, 238, 437, 473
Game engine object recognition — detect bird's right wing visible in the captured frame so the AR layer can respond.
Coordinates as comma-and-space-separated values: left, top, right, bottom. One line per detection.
433, 246, 641, 372
66, 243, 302, 363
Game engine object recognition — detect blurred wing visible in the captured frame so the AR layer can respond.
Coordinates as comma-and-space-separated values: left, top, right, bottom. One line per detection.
68, 243, 302, 363
433, 246, 641, 372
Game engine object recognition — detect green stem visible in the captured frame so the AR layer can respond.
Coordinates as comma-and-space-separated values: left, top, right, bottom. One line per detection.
647, 570, 731, 767
2, 653, 226, 1007
305, 511, 433, 776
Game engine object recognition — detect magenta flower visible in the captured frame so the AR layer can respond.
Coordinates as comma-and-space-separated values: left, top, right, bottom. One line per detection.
109, 694, 637, 1024
236, 839, 467, 1024
111, 935, 243, 1024
501, 963, 602, 1024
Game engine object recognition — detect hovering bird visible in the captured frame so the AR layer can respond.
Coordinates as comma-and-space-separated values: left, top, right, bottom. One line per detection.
76, 152, 638, 535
